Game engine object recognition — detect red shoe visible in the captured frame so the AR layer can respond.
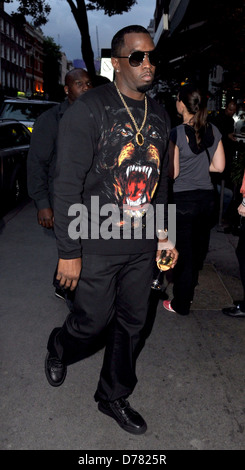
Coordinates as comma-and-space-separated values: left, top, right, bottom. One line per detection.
163, 300, 176, 313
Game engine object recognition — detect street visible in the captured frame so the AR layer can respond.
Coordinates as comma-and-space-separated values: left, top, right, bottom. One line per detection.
0, 199, 245, 453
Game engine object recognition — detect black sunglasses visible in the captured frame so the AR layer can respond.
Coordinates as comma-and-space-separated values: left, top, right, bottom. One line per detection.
114, 50, 159, 67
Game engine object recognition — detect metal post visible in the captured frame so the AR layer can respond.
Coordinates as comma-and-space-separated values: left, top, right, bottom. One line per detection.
218, 178, 225, 226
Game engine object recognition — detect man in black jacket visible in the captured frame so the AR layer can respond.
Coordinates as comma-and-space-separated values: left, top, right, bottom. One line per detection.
45, 25, 178, 435
27, 68, 92, 300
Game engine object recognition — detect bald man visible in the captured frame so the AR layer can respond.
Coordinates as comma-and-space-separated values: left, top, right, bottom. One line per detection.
27, 68, 92, 300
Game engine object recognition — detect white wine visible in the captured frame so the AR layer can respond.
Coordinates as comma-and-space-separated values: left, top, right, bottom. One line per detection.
151, 250, 173, 290
157, 251, 173, 271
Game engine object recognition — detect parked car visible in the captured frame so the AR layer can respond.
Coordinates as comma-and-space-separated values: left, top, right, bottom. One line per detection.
0, 119, 31, 216
0, 98, 58, 132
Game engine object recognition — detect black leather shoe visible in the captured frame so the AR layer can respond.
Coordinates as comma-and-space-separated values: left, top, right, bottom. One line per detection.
45, 352, 67, 386
222, 305, 245, 317
98, 398, 147, 435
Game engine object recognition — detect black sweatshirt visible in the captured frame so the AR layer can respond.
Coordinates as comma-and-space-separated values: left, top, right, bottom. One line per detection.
27, 100, 69, 210
54, 82, 170, 258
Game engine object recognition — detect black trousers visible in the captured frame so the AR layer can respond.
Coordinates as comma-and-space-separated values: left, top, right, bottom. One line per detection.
171, 190, 215, 315
236, 216, 245, 310
48, 251, 155, 402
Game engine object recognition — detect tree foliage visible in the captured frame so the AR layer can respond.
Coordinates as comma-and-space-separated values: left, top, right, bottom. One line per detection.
86, 0, 137, 16
5, 0, 51, 27
43, 37, 63, 101
6, 0, 138, 81
62, 1, 138, 82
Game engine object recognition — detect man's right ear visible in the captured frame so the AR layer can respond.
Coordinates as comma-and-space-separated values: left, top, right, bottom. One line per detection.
64, 85, 68, 95
111, 57, 120, 73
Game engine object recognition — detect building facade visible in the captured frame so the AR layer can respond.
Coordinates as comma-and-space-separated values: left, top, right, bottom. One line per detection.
60, 52, 73, 86
152, 0, 244, 110
0, 2, 26, 97
24, 22, 44, 97
0, 2, 72, 101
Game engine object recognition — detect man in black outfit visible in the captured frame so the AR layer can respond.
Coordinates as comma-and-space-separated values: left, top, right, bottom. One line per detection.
222, 170, 245, 317
211, 100, 237, 225
214, 100, 237, 185
45, 25, 178, 435
27, 68, 92, 300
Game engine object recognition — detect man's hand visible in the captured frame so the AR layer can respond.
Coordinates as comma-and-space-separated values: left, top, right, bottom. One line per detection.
228, 132, 237, 142
37, 208, 54, 228
238, 202, 245, 218
156, 240, 178, 269
56, 258, 82, 291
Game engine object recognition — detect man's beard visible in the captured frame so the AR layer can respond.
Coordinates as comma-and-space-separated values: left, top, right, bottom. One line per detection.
137, 83, 153, 93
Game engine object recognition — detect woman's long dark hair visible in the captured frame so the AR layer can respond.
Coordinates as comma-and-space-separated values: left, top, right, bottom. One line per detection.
179, 84, 208, 146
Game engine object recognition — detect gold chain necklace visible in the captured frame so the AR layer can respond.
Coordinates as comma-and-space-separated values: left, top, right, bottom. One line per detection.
114, 81, 147, 146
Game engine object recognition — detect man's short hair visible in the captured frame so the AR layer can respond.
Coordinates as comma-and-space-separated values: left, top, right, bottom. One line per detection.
64, 68, 87, 86
111, 25, 150, 57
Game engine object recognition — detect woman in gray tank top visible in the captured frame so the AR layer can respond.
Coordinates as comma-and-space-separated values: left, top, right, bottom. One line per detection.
163, 84, 225, 315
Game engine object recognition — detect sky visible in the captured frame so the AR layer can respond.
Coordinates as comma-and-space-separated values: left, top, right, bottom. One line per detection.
4, 0, 156, 61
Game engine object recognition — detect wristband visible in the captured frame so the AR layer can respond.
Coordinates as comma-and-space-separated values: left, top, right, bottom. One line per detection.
157, 228, 168, 239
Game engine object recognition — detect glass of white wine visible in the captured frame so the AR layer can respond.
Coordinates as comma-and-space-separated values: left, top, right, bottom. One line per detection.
151, 249, 173, 290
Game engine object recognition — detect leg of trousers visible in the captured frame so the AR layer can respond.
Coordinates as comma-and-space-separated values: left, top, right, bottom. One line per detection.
236, 217, 245, 310
171, 190, 215, 315
47, 251, 155, 402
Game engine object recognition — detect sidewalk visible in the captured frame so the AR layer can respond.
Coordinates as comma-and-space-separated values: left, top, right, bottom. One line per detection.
0, 200, 244, 451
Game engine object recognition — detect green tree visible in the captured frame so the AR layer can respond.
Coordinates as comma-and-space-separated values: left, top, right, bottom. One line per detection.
5, 0, 138, 83
5, 0, 51, 27
43, 37, 62, 101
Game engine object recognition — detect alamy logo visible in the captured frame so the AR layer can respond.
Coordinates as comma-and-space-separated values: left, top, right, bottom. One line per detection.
67, 196, 176, 248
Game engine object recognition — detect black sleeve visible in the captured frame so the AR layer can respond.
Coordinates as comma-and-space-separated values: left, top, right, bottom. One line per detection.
53, 99, 98, 259
27, 108, 58, 209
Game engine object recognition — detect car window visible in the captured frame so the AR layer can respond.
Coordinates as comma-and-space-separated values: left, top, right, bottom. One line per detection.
0, 102, 56, 122
0, 123, 30, 149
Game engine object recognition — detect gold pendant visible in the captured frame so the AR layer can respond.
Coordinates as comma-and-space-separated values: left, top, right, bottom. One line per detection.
136, 132, 144, 146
